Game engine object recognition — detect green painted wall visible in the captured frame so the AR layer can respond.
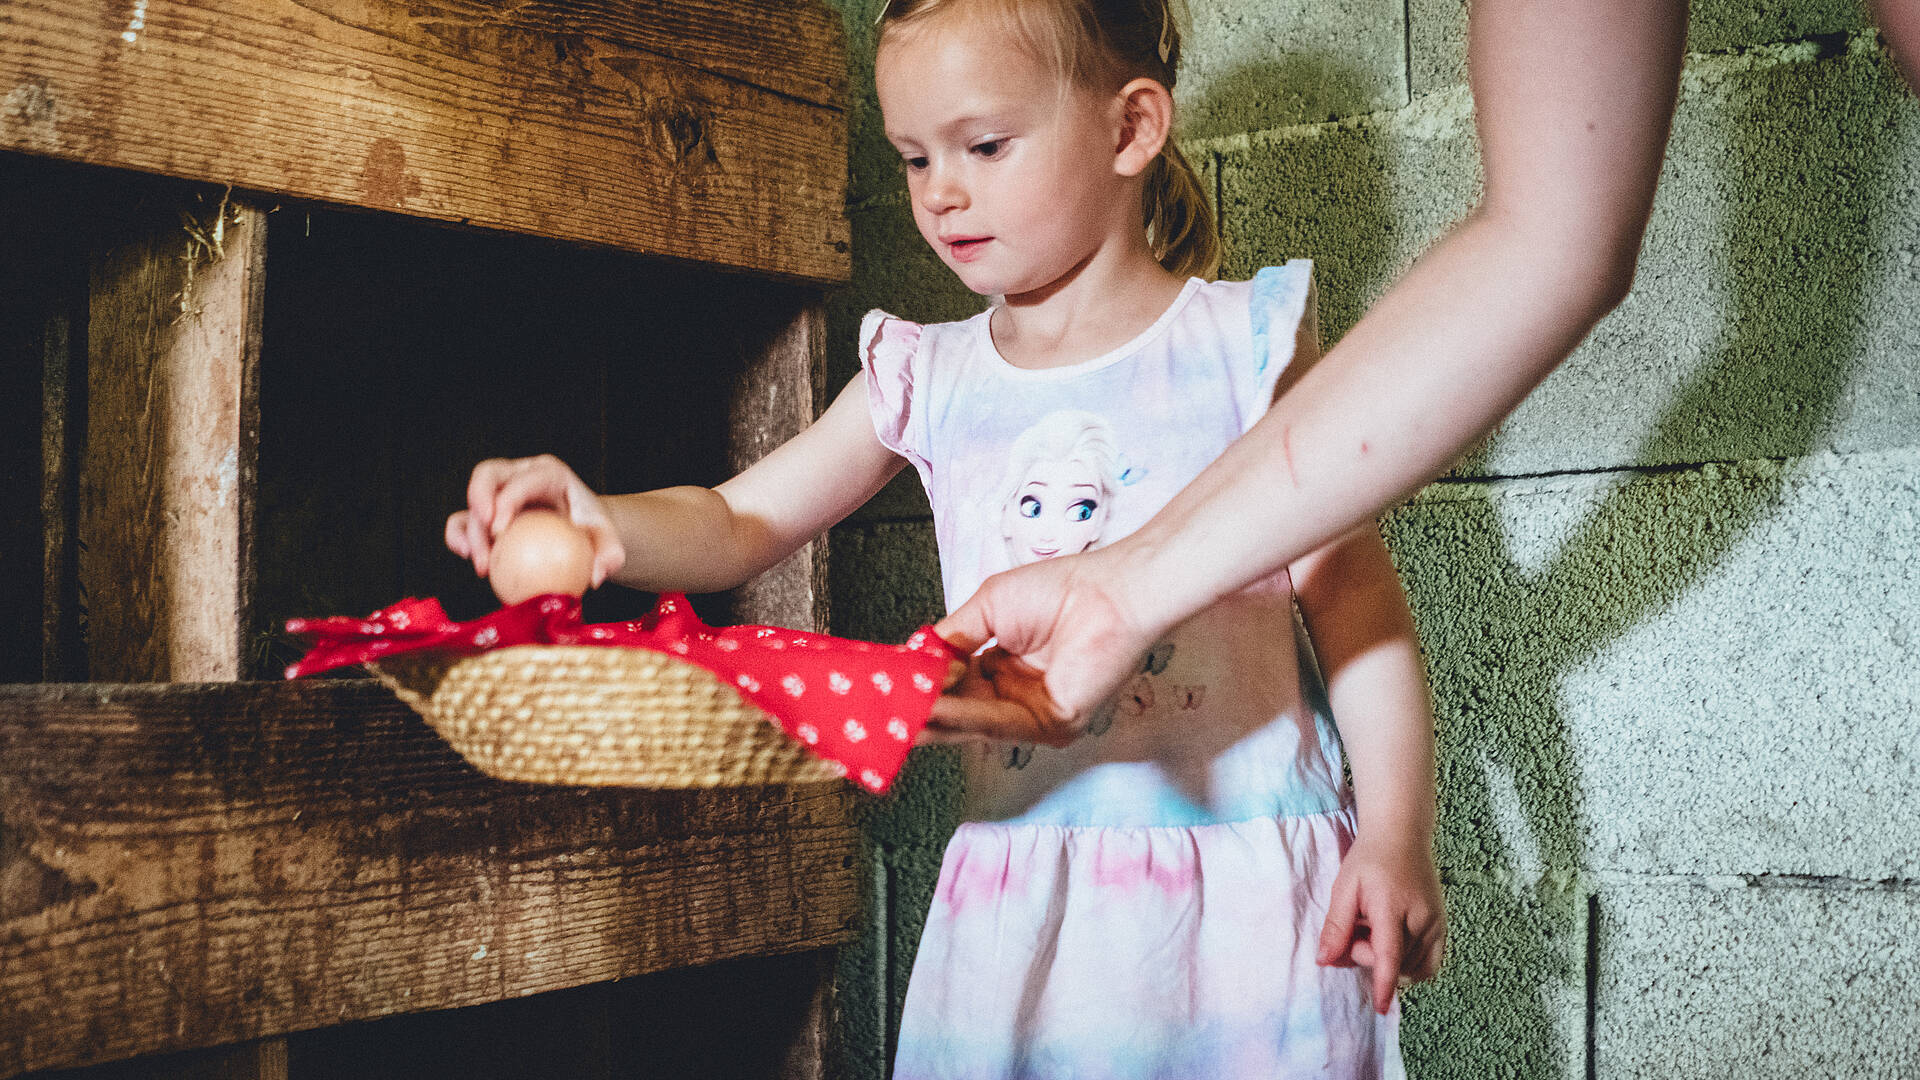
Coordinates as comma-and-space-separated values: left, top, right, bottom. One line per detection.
820, 3, 1920, 1077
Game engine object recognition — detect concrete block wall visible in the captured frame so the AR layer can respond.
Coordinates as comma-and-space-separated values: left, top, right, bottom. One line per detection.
820, 2, 1920, 1076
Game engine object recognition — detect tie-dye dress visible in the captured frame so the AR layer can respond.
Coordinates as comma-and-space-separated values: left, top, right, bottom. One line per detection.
860, 261, 1403, 1080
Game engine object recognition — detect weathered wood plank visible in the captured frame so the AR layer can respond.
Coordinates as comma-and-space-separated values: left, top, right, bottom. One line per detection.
0, 0, 851, 282
728, 298, 830, 633
38, 300, 83, 684
30, 1039, 290, 1080
0, 679, 862, 1077
77, 194, 265, 682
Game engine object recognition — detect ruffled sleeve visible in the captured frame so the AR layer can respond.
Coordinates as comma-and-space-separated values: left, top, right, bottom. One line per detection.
858, 309, 929, 471
1244, 260, 1317, 417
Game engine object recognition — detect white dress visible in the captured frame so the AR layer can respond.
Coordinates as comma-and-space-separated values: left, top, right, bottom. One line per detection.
861, 262, 1403, 1079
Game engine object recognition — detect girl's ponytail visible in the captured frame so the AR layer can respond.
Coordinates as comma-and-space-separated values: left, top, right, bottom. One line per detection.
1143, 139, 1219, 280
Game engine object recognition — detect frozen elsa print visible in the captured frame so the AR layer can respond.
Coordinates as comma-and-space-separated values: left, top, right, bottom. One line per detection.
993, 411, 1125, 771
998, 410, 1123, 568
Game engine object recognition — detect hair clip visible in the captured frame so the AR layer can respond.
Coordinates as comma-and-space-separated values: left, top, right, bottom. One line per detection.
1157, 8, 1173, 63
874, 0, 890, 26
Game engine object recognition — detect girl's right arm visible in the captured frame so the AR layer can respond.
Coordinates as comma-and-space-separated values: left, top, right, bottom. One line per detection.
446, 373, 905, 596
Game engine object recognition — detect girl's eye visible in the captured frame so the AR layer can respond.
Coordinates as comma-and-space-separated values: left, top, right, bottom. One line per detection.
902, 155, 928, 171
1069, 499, 1097, 522
971, 139, 1006, 159
1019, 495, 1042, 518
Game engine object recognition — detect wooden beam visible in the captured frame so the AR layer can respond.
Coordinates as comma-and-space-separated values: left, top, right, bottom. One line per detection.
33, 1039, 293, 1080
0, 0, 851, 283
0, 679, 862, 1077
77, 193, 265, 682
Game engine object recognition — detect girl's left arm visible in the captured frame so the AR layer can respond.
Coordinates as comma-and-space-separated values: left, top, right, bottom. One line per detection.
1289, 526, 1445, 1012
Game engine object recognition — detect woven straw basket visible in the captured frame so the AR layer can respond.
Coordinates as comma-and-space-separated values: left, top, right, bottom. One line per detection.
371, 644, 842, 787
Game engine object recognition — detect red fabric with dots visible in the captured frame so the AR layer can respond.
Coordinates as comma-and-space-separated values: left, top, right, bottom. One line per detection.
286, 593, 959, 793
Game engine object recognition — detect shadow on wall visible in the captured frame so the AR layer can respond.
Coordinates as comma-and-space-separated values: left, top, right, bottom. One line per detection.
1176, 49, 1395, 142
1227, 45, 1890, 1079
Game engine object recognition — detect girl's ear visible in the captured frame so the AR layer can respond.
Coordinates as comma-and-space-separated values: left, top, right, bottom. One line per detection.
1112, 77, 1174, 178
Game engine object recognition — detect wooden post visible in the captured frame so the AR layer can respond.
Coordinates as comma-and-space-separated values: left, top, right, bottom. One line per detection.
68, 190, 278, 1078
721, 295, 839, 1077
78, 192, 264, 682
727, 299, 830, 634
40, 300, 84, 682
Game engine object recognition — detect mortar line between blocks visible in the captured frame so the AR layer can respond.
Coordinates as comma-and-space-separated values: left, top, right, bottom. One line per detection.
1187, 28, 1890, 157
876, 849, 894, 1080
1414, 445, 1920, 502
1584, 890, 1600, 1080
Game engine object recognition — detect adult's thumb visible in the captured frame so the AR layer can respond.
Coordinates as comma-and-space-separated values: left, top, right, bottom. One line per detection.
933, 594, 992, 656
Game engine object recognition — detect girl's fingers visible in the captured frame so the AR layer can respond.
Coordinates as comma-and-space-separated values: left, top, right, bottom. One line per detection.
465, 458, 524, 576
466, 459, 515, 536
446, 510, 472, 558
1348, 938, 1374, 970
1370, 918, 1406, 1014
492, 470, 565, 537
927, 693, 1058, 745
1316, 876, 1361, 966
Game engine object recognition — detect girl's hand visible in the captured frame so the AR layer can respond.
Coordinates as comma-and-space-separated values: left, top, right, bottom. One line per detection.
1316, 834, 1446, 1013
444, 455, 626, 588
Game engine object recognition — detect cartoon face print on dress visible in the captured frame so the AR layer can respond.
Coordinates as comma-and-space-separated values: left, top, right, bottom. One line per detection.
997, 411, 1123, 567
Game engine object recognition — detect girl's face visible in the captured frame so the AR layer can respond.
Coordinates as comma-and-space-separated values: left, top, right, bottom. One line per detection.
1001, 459, 1110, 565
875, 18, 1131, 300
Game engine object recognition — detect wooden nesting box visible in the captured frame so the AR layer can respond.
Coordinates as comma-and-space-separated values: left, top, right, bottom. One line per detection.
0, 3, 857, 1077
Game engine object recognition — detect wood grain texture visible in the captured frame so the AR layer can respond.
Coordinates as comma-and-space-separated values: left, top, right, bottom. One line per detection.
38, 304, 80, 683
0, 679, 862, 1077
28, 1039, 290, 1080
0, 0, 851, 282
78, 197, 265, 682
727, 300, 829, 633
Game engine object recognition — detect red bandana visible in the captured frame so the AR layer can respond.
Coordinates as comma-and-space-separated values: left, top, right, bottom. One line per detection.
285, 593, 959, 793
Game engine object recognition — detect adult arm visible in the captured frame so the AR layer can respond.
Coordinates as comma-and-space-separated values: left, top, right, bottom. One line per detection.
932, 0, 1689, 738
1874, 0, 1920, 89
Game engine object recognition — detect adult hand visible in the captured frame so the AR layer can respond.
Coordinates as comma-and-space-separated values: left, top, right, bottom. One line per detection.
445, 454, 626, 587
926, 546, 1165, 747
1315, 834, 1447, 1013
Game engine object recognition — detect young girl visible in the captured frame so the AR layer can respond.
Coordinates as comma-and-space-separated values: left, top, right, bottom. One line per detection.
447, 0, 1444, 1074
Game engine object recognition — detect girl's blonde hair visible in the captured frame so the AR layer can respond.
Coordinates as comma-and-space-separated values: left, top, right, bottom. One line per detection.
878, 0, 1221, 281
998, 410, 1124, 514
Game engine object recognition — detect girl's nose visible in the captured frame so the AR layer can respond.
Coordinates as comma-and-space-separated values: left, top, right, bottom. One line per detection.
919, 166, 967, 214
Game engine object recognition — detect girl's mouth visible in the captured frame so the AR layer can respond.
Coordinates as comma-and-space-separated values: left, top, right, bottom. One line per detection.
947, 236, 990, 262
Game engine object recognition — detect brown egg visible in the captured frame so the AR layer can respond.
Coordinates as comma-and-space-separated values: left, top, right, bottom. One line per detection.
488, 509, 596, 606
